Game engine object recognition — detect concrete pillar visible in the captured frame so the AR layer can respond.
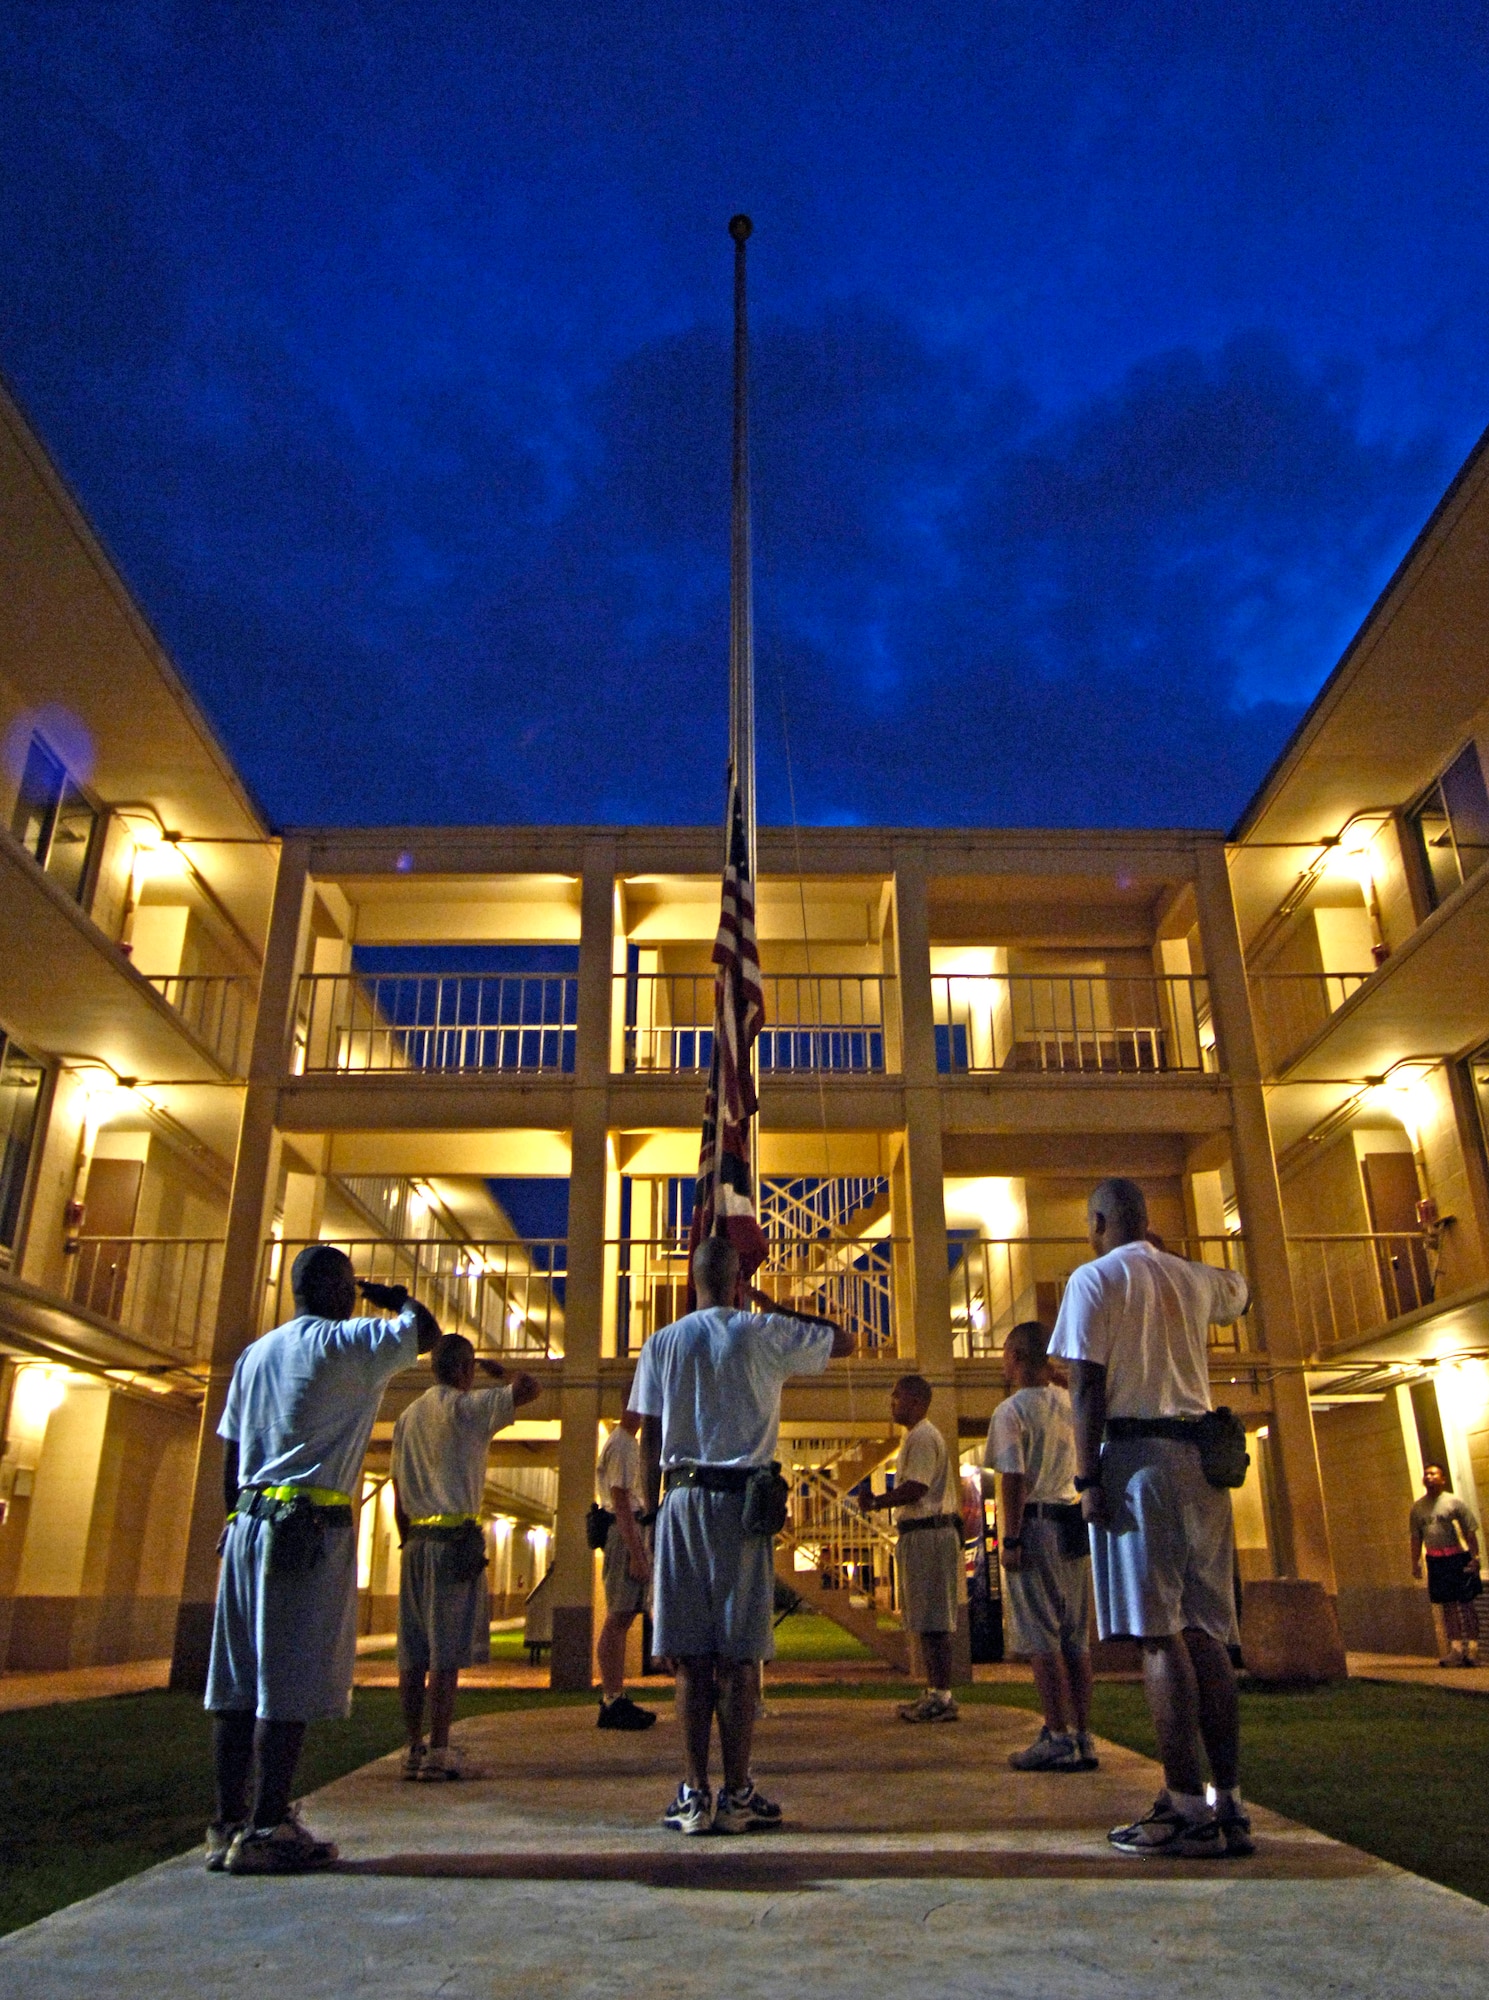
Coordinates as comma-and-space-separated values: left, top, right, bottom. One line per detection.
549, 840, 615, 1691
893, 850, 954, 1375
892, 852, 970, 1682
1195, 842, 1337, 1596
169, 840, 314, 1691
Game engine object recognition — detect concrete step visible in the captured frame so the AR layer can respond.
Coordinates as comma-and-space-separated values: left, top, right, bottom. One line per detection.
775, 1553, 911, 1673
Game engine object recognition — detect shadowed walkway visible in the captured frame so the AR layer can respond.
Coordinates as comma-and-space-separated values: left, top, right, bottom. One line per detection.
2, 1698, 1486, 1997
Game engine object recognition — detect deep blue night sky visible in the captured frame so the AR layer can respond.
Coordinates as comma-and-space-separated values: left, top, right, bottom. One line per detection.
2, 4, 1487, 832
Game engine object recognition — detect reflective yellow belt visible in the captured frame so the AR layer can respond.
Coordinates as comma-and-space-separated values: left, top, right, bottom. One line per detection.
259, 1484, 353, 1508
410, 1511, 478, 1528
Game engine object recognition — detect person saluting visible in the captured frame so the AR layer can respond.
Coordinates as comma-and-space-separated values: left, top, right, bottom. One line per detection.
205, 1245, 437, 1874
630, 1235, 853, 1834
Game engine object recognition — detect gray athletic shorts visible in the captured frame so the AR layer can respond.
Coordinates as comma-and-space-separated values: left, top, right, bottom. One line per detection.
897, 1524, 962, 1635
653, 1485, 775, 1661
205, 1511, 358, 1722
1001, 1515, 1091, 1655
397, 1534, 491, 1672
1091, 1436, 1239, 1644
602, 1519, 646, 1617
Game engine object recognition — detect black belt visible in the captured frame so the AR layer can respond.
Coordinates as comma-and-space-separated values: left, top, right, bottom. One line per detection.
1023, 1501, 1084, 1521
897, 1512, 960, 1535
664, 1463, 753, 1495
1105, 1417, 1204, 1445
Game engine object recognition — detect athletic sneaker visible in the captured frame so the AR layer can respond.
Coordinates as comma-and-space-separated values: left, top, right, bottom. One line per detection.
204, 1820, 242, 1872
225, 1806, 339, 1875
1073, 1731, 1100, 1771
713, 1782, 784, 1834
1217, 1803, 1256, 1857
1008, 1726, 1079, 1771
1108, 1795, 1223, 1859
401, 1742, 426, 1780
662, 1784, 713, 1835
597, 1695, 657, 1731
897, 1692, 960, 1723
418, 1745, 467, 1781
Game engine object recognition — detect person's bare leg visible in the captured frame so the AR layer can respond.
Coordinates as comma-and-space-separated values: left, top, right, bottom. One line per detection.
1141, 1636, 1206, 1797
1029, 1651, 1073, 1732
212, 1710, 256, 1824
1063, 1644, 1094, 1735
597, 1610, 631, 1698
251, 1719, 307, 1829
715, 1657, 759, 1794
674, 1655, 716, 1791
922, 1631, 954, 1692
1183, 1628, 1239, 1791
427, 1667, 460, 1751
399, 1668, 427, 1751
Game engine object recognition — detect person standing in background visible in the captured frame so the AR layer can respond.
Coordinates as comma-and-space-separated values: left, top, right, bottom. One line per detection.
1411, 1463, 1481, 1667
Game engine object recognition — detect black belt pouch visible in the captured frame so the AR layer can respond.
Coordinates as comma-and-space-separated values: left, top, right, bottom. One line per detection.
741, 1462, 790, 1537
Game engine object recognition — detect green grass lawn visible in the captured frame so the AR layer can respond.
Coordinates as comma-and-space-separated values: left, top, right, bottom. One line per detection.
2, 1676, 1488, 1938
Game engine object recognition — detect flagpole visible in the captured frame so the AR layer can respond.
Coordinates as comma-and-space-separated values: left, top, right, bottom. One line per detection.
728, 213, 759, 1178
728, 213, 756, 885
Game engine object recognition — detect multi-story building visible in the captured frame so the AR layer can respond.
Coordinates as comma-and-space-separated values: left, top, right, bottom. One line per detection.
2, 375, 1486, 1686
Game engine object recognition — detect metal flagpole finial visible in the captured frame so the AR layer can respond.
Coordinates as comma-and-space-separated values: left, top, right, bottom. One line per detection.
729, 214, 753, 243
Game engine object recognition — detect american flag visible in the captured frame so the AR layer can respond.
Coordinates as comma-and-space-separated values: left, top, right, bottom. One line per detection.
686, 764, 768, 1300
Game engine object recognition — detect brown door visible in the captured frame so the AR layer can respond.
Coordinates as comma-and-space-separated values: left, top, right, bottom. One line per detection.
1360, 1152, 1432, 1316
79, 1158, 143, 1319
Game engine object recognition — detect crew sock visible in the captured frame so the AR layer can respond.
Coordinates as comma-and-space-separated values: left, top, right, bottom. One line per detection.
1214, 1786, 1242, 1814
1170, 1790, 1210, 1823
930, 1688, 951, 1702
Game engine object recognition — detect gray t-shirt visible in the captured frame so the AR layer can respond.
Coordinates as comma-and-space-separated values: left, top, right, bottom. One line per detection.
219, 1308, 419, 1497
391, 1381, 515, 1518
985, 1384, 1078, 1505
630, 1307, 834, 1468
1411, 1491, 1479, 1553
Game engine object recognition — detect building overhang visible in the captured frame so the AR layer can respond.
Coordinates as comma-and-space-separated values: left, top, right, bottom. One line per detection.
0, 1267, 206, 1386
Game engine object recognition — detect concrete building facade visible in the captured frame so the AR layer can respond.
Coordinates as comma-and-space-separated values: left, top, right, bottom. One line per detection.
2, 377, 1487, 1686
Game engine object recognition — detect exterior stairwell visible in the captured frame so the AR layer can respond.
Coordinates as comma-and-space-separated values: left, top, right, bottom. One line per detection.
777, 1464, 912, 1673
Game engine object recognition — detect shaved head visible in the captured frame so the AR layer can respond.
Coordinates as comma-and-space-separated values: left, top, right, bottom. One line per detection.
692, 1234, 740, 1305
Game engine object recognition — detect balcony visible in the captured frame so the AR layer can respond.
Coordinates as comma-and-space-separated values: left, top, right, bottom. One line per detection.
1247, 971, 1371, 1077
950, 1235, 1250, 1359
616, 974, 893, 1075
67, 1236, 224, 1362
266, 1236, 567, 1355
144, 974, 256, 1076
611, 1235, 903, 1357
295, 973, 577, 1076
932, 975, 1215, 1076
1288, 1232, 1435, 1355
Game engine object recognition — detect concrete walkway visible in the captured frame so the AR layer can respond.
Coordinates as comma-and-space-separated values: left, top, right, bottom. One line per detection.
0, 1658, 171, 1713
1348, 1650, 1489, 1694
3, 1697, 1486, 1998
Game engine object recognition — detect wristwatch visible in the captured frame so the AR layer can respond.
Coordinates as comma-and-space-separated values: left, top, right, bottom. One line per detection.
1073, 1474, 1100, 1493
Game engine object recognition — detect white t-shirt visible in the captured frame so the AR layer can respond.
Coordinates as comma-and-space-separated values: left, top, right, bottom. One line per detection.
1048, 1241, 1249, 1419
986, 1385, 1078, 1504
219, 1308, 419, 1497
629, 1307, 835, 1468
894, 1417, 958, 1521
597, 1425, 641, 1505
391, 1380, 515, 1518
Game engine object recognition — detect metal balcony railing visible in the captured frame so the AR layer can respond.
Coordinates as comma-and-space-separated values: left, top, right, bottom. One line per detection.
145, 974, 255, 1074
294, 973, 577, 1076
264, 1237, 567, 1356
616, 974, 893, 1074
784, 1463, 901, 1602
932, 974, 1216, 1075
611, 1235, 904, 1357
950, 1235, 1251, 1359
68, 1236, 224, 1360
1247, 971, 1373, 1075
1288, 1232, 1435, 1355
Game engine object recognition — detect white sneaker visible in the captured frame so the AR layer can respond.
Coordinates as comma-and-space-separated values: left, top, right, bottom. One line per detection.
401, 1742, 426, 1780
418, 1745, 467, 1781
1008, 1726, 1079, 1771
897, 1692, 959, 1723
224, 1806, 338, 1875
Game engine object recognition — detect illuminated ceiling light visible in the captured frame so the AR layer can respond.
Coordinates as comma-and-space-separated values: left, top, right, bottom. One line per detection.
13, 1364, 69, 1428
1368, 1059, 1436, 1147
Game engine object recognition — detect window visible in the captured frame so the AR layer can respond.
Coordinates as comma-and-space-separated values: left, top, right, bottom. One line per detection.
9, 732, 98, 903
0, 1034, 46, 1261
1410, 741, 1489, 909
